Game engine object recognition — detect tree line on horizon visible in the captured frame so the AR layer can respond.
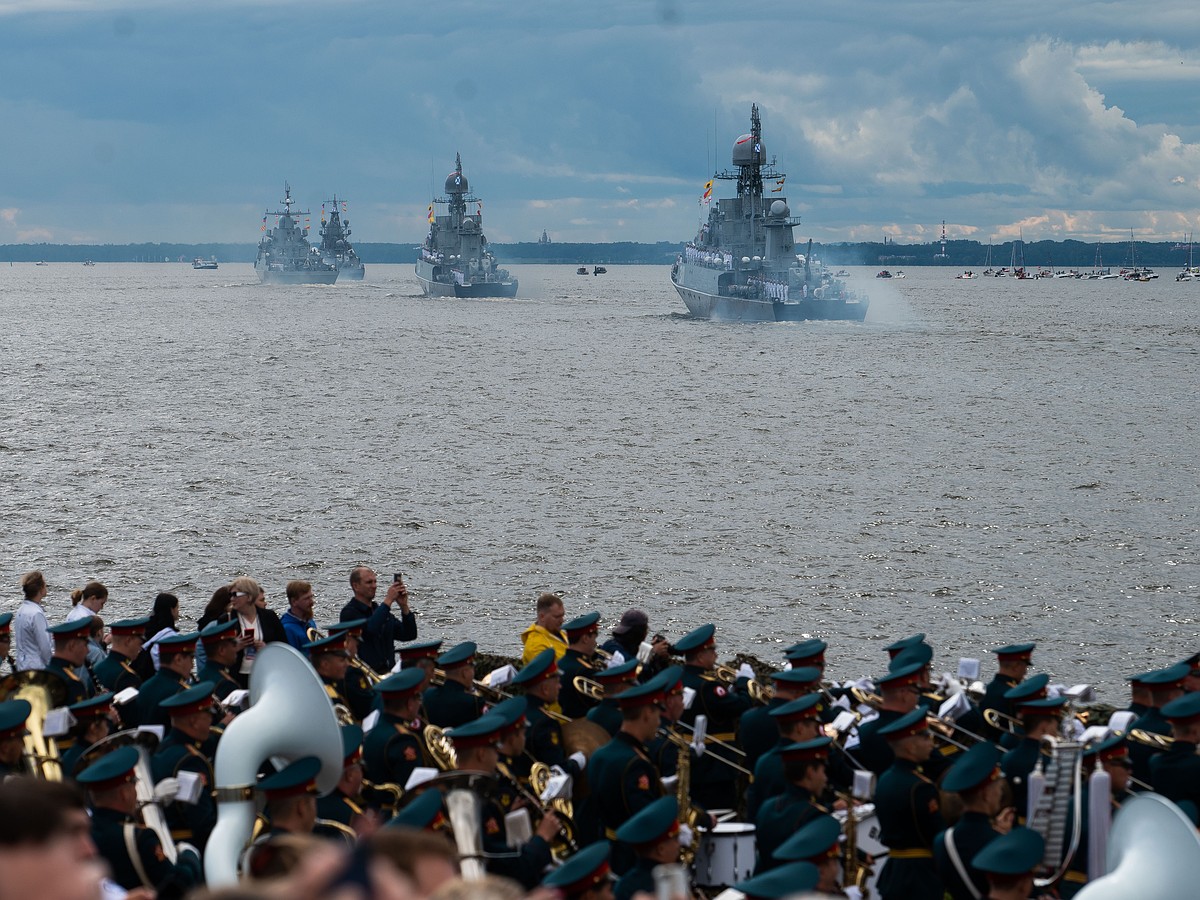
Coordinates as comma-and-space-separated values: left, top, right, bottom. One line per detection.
2, 237, 1194, 268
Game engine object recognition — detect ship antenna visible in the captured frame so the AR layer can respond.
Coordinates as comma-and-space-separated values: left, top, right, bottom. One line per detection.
455, 152, 463, 177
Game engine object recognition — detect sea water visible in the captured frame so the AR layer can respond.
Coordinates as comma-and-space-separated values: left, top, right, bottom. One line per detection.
1, 262, 1196, 699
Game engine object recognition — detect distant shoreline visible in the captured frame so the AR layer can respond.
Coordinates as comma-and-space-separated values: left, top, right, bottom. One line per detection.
1, 238, 1191, 268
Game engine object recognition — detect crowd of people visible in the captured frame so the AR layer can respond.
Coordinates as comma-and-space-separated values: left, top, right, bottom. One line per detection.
1, 568, 1198, 900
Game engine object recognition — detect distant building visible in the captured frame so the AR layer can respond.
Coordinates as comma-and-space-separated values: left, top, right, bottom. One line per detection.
538, 229, 552, 244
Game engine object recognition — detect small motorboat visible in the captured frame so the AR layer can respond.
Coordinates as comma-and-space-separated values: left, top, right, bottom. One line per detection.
576, 266, 588, 275
592, 266, 607, 275
876, 270, 892, 279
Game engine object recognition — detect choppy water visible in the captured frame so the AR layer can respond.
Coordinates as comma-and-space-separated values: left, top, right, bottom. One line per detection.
2, 262, 1197, 700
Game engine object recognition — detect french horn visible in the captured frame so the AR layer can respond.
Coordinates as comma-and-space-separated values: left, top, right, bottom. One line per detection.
205, 643, 344, 888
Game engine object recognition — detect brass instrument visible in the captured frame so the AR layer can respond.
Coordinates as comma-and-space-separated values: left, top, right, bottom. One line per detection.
439, 771, 492, 881
1074, 793, 1200, 898
527, 761, 581, 861
13, 670, 67, 781
713, 663, 770, 705
850, 686, 883, 709
670, 720, 753, 777
572, 674, 605, 702
205, 643, 344, 888
76, 729, 178, 862
672, 719, 751, 762
307, 626, 383, 685
925, 713, 987, 751
424, 725, 457, 771
361, 779, 404, 817
1126, 729, 1174, 751
982, 707, 1022, 735
350, 656, 382, 685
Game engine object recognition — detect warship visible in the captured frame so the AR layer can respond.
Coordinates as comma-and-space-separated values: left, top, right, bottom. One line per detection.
671, 105, 867, 323
415, 154, 517, 298
318, 197, 365, 280
254, 183, 339, 285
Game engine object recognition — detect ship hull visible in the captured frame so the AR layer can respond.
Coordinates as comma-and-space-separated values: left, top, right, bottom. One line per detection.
673, 267, 867, 323
415, 260, 517, 298
338, 263, 365, 281
255, 263, 339, 285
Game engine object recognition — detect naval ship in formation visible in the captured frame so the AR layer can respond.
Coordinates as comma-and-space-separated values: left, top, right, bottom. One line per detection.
415, 154, 518, 298
671, 105, 868, 322
317, 197, 365, 280
254, 183, 339, 284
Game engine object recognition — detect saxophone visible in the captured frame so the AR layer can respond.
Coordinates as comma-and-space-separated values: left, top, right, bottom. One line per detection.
662, 726, 702, 866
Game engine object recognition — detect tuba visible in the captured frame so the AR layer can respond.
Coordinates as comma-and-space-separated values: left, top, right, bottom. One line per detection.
205, 643, 344, 888
13, 670, 67, 781
1074, 793, 1200, 898
435, 770, 494, 881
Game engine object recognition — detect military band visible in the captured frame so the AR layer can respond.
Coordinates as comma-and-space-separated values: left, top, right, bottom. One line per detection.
3, 579, 1199, 900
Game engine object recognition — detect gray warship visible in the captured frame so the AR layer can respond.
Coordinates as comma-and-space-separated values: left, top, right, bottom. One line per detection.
671, 105, 867, 323
415, 154, 517, 298
318, 197, 364, 280
254, 183, 339, 284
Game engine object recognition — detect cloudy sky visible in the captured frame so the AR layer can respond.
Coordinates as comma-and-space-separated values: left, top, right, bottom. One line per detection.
2, 0, 1200, 247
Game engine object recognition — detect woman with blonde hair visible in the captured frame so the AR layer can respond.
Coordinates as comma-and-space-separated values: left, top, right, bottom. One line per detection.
220, 576, 286, 688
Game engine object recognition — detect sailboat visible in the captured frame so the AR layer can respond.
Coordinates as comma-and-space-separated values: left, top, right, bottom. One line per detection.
1176, 233, 1198, 281
981, 244, 995, 277
1086, 243, 1116, 279
1122, 228, 1157, 281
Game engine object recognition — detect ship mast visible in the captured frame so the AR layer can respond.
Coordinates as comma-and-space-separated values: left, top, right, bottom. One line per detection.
448, 153, 467, 225
737, 103, 765, 201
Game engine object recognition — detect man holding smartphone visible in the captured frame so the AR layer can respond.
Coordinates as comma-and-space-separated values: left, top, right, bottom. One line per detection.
339, 567, 417, 675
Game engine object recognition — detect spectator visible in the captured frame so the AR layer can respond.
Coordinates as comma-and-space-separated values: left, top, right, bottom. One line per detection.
520, 592, 567, 666
339, 567, 416, 674
221, 576, 286, 687
195, 584, 232, 673
281, 580, 317, 652
14, 570, 52, 672
140, 592, 182, 677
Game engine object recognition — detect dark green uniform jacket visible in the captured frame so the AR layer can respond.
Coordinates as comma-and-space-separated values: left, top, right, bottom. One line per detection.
874, 758, 944, 900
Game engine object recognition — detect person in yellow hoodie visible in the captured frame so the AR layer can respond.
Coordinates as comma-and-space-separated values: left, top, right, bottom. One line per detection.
520, 592, 567, 665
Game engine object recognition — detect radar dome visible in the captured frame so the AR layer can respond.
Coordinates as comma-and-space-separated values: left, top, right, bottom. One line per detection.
445, 171, 469, 194
732, 133, 766, 167
769, 199, 789, 217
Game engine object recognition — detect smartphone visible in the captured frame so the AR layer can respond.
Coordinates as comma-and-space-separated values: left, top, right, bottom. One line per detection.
393, 572, 404, 583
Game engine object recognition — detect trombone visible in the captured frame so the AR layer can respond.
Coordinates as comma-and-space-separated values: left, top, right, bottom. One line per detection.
668, 722, 754, 777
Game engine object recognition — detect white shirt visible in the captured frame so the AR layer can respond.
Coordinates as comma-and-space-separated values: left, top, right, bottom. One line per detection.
14, 599, 52, 671
65, 604, 95, 623
237, 613, 260, 675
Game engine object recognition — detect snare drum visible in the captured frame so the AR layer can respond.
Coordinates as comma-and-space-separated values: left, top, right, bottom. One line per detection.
692, 822, 757, 887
